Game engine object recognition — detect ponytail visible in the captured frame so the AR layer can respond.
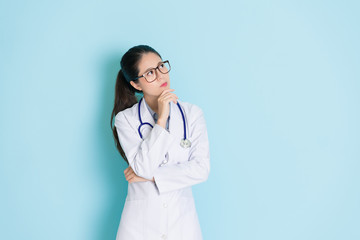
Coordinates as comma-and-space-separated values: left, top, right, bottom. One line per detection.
110, 69, 139, 164
110, 45, 162, 164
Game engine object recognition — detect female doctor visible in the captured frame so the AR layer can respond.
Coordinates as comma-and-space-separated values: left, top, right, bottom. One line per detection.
110, 45, 210, 240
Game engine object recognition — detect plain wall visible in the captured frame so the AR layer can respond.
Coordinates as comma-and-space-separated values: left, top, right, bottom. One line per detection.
1, 0, 359, 239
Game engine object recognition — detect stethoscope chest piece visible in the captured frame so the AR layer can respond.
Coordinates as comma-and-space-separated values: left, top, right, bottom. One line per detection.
180, 139, 191, 148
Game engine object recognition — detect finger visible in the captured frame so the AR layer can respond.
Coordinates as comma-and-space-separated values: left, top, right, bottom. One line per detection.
124, 166, 133, 174
161, 88, 175, 93
161, 95, 178, 104
159, 89, 175, 98
128, 175, 138, 183
129, 176, 138, 183
125, 173, 134, 180
159, 94, 178, 103
124, 166, 131, 174
158, 93, 177, 101
127, 166, 134, 173
125, 169, 134, 178
124, 170, 132, 177
127, 176, 134, 183
125, 171, 135, 179
126, 172, 135, 181
130, 176, 143, 183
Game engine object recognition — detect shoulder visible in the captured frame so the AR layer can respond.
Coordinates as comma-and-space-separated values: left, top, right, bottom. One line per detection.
179, 99, 203, 111
177, 99, 205, 119
178, 100, 208, 132
114, 102, 139, 127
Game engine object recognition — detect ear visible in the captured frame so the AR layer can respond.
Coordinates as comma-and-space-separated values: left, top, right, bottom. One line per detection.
130, 80, 142, 91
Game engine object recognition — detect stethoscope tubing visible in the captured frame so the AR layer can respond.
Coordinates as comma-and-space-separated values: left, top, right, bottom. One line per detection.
176, 102, 187, 140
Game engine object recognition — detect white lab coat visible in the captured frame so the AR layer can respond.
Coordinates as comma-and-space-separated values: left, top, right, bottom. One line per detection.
114, 98, 210, 240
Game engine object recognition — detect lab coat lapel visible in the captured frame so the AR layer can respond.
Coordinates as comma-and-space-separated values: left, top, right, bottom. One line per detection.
168, 101, 188, 163
169, 101, 184, 140
139, 97, 156, 139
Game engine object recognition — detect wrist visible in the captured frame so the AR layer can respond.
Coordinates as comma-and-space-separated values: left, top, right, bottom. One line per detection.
157, 115, 167, 122
156, 118, 167, 128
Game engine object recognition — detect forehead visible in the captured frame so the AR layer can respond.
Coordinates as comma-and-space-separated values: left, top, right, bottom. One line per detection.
137, 52, 162, 73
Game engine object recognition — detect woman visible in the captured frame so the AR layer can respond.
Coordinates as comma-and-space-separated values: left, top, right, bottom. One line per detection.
110, 45, 210, 240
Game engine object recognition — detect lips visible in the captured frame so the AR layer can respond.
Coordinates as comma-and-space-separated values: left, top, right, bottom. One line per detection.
160, 82, 168, 87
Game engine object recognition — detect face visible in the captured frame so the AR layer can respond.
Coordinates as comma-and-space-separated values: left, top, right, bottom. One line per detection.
130, 52, 170, 97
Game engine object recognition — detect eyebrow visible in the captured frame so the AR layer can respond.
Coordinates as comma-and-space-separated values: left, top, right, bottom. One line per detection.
142, 61, 163, 75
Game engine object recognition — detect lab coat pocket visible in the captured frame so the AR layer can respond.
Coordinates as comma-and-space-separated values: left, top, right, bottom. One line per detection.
117, 199, 145, 240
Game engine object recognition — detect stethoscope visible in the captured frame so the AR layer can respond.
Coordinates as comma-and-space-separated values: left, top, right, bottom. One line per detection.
137, 97, 191, 148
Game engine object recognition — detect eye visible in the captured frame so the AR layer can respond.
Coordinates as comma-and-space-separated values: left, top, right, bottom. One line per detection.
159, 63, 165, 68
146, 70, 154, 76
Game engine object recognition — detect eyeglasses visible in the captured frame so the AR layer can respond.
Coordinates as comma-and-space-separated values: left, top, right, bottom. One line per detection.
133, 60, 171, 83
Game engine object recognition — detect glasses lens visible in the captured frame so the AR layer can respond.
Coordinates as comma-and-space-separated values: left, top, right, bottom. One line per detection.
144, 69, 156, 82
158, 61, 170, 74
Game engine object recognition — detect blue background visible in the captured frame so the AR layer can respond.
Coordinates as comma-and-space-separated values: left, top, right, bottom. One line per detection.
1, 0, 359, 239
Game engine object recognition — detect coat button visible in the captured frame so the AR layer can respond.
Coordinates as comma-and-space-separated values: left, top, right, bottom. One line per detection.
161, 234, 167, 239
163, 203, 168, 208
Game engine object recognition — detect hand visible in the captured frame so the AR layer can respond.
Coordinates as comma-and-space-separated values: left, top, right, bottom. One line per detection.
124, 166, 154, 183
157, 89, 178, 121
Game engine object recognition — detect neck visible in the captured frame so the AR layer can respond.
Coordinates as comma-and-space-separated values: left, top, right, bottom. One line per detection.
144, 95, 159, 115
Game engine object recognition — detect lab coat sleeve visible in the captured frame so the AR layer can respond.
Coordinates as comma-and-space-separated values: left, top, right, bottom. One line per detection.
153, 106, 210, 194
115, 111, 177, 180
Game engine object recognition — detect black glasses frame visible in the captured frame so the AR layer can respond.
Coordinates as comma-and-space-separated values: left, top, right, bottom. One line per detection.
132, 60, 171, 83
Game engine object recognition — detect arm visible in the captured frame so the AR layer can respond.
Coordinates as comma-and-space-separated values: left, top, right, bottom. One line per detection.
152, 106, 210, 194
115, 111, 176, 180
123, 166, 155, 183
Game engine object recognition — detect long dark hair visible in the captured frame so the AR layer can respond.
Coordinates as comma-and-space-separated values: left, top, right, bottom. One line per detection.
110, 45, 162, 164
